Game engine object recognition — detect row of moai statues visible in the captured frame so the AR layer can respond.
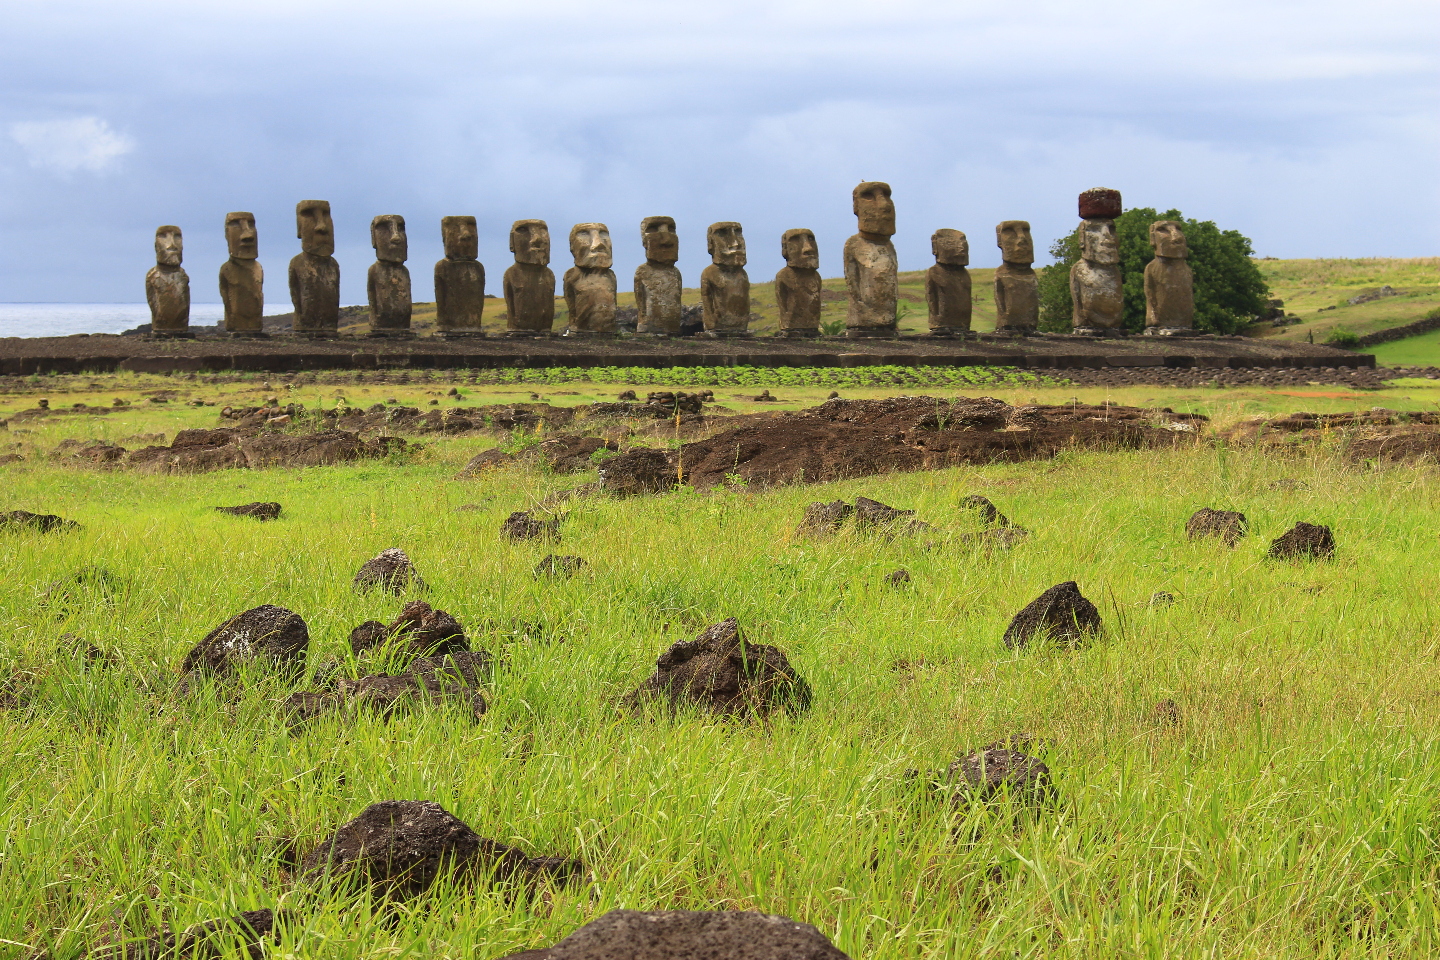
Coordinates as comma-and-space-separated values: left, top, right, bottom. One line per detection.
144, 184, 1195, 338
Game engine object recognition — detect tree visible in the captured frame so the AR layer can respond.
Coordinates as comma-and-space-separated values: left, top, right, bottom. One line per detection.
1036, 207, 1269, 334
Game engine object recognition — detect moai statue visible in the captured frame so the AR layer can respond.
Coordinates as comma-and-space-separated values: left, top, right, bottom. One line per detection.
993, 220, 1038, 335
701, 222, 750, 336
563, 223, 617, 335
219, 212, 264, 336
1145, 220, 1195, 335
289, 200, 340, 336
1070, 188, 1124, 335
146, 225, 190, 337
502, 219, 555, 335
434, 216, 486, 337
634, 216, 682, 336
843, 181, 898, 337
926, 228, 971, 336
775, 228, 821, 338
367, 215, 411, 336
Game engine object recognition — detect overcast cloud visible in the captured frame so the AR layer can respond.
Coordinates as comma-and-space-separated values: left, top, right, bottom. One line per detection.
0, 0, 1435, 304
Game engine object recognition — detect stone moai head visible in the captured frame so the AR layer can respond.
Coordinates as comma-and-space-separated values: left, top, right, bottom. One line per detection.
371, 215, 408, 263
781, 228, 819, 270
1078, 187, 1123, 220
224, 212, 257, 260
296, 200, 334, 257
154, 225, 183, 266
996, 221, 1034, 264
641, 216, 679, 265
932, 228, 969, 266
1150, 220, 1188, 259
707, 222, 746, 267
1080, 219, 1119, 264
569, 223, 613, 269
853, 181, 895, 237
510, 219, 550, 265
441, 216, 479, 261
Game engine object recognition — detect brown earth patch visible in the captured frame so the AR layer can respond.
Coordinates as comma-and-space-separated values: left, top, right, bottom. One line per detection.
1223, 409, 1440, 463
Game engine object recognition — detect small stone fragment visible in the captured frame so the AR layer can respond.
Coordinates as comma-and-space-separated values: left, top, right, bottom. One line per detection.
1149, 591, 1176, 607
353, 547, 426, 595
886, 568, 911, 588
214, 501, 282, 521
1152, 698, 1180, 726
1002, 581, 1102, 650
1185, 508, 1248, 545
1268, 522, 1335, 560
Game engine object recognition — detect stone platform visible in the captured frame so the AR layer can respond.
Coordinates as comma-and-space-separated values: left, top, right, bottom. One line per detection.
0, 332, 1371, 375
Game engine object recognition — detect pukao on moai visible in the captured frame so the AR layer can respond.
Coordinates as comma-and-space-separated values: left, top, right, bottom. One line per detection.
993, 220, 1038, 335
926, 228, 971, 336
1070, 188, 1123, 335
219, 212, 264, 336
775, 228, 821, 338
367, 215, 412, 336
563, 223, 617, 335
844, 181, 898, 336
634, 216, 681, 336
502, 219, 555, 335
146, 225, 190, 336
289, 200, 340, 336
701, 222, 750, 336
1144, 220, 1195, 335
434, 216, 485, 337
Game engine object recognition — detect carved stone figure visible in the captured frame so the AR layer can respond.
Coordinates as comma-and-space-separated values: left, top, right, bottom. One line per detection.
843, 181, 898, 336
993, 220, 1038, 334
367, 215, 411, 336
502, 219, 555, 335
1144, 220, 1195, 335
146, 225, 190, 336
289, 200, 340, 336
563, 223, 617, 335
1070, 189, 1123, 336
218, 212, 264, 336
701, 222, 749, 336
434, 216, 485, 337
926, 228, 971, 336
775, 228, 821, 337
634, 216, 682, 336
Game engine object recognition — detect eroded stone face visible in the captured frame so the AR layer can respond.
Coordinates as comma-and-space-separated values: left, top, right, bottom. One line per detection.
510, 219, 551, 266
843, 234, 897, 334
776, 229, 821, 336
782, 228, 819, 270
504, 220, 555, 333
147, 226, 190, 334
1071, 219, 1123, 333
371, 215, 408, 263
852, 181, 895, 236
442, 216, 479, 261
1079, 219, 1119, 265
155, 225, 183, 267
436, 217, 485, 335
1145, 221, 1195, 333
932, 228, 969, 266
927, 229, 971, 334
564, 252, 617, 335
641, 215, 679, 265
569, 223, 613, 270
296, 200, 334, 257
1150, 219, 1188, 259
996, 220, 1034, 264
707, 222, 746, 268
225, 212, 258, 260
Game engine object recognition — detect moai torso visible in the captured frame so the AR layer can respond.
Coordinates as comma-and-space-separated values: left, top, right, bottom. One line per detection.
219, 260, 264, 333
701, 265, 750, 333
843, 236, 898, 332
368, 260, 412, 331
503, 263, 556, 332
993, 263, 1038, 333
1145, 258, 1195, 332
1070, 259, 1124, 332
776, 267, 822, 335
289, 254, 340, 333
635, 262, 682, 335
926, 264, 971, 334
147, 265, 190, 333
435, 259, 486, 333
564, 266, 618, 334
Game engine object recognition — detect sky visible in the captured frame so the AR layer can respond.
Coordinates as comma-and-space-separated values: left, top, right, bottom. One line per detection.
0, 0, 1435, 305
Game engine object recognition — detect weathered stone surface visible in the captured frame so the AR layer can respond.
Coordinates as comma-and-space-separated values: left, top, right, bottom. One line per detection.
625, 617, 811, 719
993, 221, 1037, 334
635, 216, 682, 335
287, 648, 491, 726
844, 182, 898, 336
535, 555, 585, 579
1078, 187, 1123, 220
702, 222, 750, 336
181, 604, 309, 679
1186, 508, 1248, 545
502, 510, 561, 541
219, 212, 264, 335
776, 228, 822, 337
368, 215, 412, 334
350, 599, 468, 660
214, 501, 281, 521
0, 509, 79, 532
503, 220, 556, 334
146, 225, 190, 336
886, 568, 911, 588
1268, 521, 1335, 560
435, 216, 486, 335
1002, 581, 1101, 649
514, 909, 851, 960
1145, 220, 1195, 334
797, 499, 854, 537
597, 448, 676, 496
564, 223, 617, 335
456, 447, 515, 476
98, 907, 283, 960
944, 744, 1054, 806
289, 201, 340, 336
927, 229, 972, 334
1070, 219, 1123, 334
959, 494, 1009, 527
353, 548, 426, 595
537, 435, 616, 473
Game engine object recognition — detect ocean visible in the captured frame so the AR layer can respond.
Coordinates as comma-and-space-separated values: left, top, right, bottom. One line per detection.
0, 303, 296, 339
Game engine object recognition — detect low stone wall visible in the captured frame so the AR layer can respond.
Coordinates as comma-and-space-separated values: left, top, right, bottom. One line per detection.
1353, 313, 1440, 348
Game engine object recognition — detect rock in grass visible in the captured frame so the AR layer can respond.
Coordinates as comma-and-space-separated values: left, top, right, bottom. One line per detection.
456, 448, 514, 477
301, 800, 582, 901
1002, 581, 1102, 650
943, 743, 1054, 807
597, 448, 675, 496
534, 555, 585, 579
959, 494, 1011, 527
1268, 521, 1335, 560
43, 565, 123, 605
0, 509, 79, 532
214, 501, 281, 521
625, 617, 811, 720
284, 648, 492, 727
95, 907, 285, 960
349, 600, 470, 662
1185, 508, 1248, 545
797, 499, 853, 537
501, 510, 561, 542
353, 547, 426, 595
502, 909, 852, 960
886, 568, 911, 588
180, 604, 309, 680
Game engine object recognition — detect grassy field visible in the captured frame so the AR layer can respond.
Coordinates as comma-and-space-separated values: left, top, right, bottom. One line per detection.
1251, 258, 1440, 347
8, 373, 1440, 959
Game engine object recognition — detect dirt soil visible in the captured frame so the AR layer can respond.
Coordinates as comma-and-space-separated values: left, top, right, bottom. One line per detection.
1222, 409, 1440, 462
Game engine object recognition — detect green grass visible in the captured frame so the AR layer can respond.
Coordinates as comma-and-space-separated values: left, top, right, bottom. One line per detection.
1365, 332, 1440, 368
1251, 258, 1440, 345
9, 379, 1440, 957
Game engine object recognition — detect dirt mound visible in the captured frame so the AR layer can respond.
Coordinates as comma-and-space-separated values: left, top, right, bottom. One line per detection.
1185, 508, 1248, 545
349, 600, 469, 662
95, 907, 284, 960
180, 604, 309, 681
537, 435, 617, 473
625, 617, 811, 720
52, 438, 126, 464
1268, 522, 1335, 560
1224, 409, 1440, 463
0, 510, 80, 532
502, 510, 561, 542
942, 744, 1055, 807
959, 494, 1010, 526
1002, 582, 1102, 650
508, 909, 851, 960
586, 390, 714, 419
287, 649, 491, 726
535, 555, 585, 579
215, 501, 281, 520
456, 448, 514, 476
678, 396, 1202, 487
127, 427, 405, 473
353, 547, 426, 595
597, 448, 676, 495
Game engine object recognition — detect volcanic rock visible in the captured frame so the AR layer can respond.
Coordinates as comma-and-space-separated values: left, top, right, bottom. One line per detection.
1001, 582, 1102, 649
502, 510, 562, 542
180, 604, 309, 680
215, 501, 282, 521
0, 510, 79, 532
1185, 508, 1248, 545
885, 568, 911, 588
535, 555, 585, 579
98, 908, 283, 960
943, 743, 1054, 806
1268, 522, 1335, 560
350, 600, 468, 661
959, 494, 1010, 526
597, 448, 676, 495
353, 547, 426, 595
797, 499, 854, 537
506, 909, 851, 960
625, 617, 811, 719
